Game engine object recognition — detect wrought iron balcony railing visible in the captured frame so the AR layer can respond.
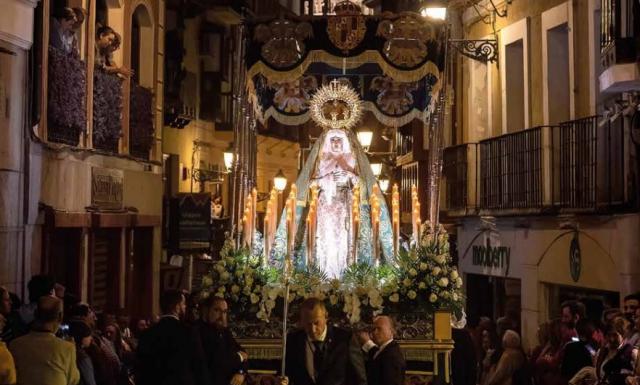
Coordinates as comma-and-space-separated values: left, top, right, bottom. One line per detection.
93, 69, 123, 153
47, 47, 86, 146
442, 116, 636, 217
129, 84, 154, 159
479, 127, 545, 211
442, 143, 477, 213
601, 0, 640, 69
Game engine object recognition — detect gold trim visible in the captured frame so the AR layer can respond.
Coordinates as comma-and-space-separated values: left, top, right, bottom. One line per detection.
246, 50, 441, 85
255, 102, 429, 127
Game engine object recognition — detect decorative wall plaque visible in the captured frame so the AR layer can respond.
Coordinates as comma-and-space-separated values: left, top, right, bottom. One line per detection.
91, 167, 124, 210
327, 1, 366, 54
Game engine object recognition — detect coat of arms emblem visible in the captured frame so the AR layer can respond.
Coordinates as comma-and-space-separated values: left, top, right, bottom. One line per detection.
327, 1, 366, 54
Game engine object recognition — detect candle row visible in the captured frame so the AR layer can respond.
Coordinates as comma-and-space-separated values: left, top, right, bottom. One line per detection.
242, 188, 258, 250
306, 186, 319, 266
411, 184, 421, 244
370, 185, 381, 265
391, 183, 400, 256
350, 183, 361, 265
285, 184, 297, 261
263, 188, 278, 265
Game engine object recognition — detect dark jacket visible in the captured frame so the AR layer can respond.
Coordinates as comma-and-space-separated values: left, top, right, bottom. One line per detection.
561, 340, 595, 380
364, 340, 406, 385
194, 320, 247, 385
285, 325, 363, 385
452, 328, 478, 385
136, 316, 208, 385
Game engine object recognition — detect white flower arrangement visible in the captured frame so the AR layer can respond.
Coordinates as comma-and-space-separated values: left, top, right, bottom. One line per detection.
200, 224, 465, 324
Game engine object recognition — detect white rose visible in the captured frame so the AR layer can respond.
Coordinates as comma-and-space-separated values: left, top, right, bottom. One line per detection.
389, 293, 400, 303
403, 278, 412, 287
201, 276, 213, 287
250, 293, 260, 304
409, 268, 418, 277
268, 287, 279, 300
429, 293, 438, 303
435, 254, 446, 264
456, 277, 463, 287
245, 277, 254, 287
419, 282, 426, 289
452, 293, 459, 301
450, 270, 459, 280
215, 292, 225, 298
265, 299, 276, 310
432, 267, 441, 276
438, 277, 449, 287
419, 262, 428, 271
408, 290, 417, 300
231, 285, 240, 294
220, 272, 231, 281
217, 286, 226, 293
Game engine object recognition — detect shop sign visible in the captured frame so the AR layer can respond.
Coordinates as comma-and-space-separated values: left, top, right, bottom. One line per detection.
176, 193, 211, 249
472, 242, 511, 276
91, 167, 124, 210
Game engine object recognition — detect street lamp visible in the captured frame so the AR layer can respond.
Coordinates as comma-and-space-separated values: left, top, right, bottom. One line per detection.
420, 0, 447, 20
356, 129, 374, 152
274, 169, 288, 192
378, 174, 390, 193
223, 145, 234, 172
370, 163, 383, 177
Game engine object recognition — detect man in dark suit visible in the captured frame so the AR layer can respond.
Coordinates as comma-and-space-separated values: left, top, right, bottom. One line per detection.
357, 315, 405, 385
280, 297, 366, 385
196, 296, 248, 385
136, 290, 208, 385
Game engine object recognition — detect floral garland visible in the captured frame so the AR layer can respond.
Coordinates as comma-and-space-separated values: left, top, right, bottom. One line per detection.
201, 223, 464, 325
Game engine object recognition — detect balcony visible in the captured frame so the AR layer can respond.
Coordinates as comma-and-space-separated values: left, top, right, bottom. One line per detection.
47, 47, 86, 146
129, 84, 154, 159
93, 69, 123, 153
441, 144, 477, 215
442, 116, 635, 217
599, 0, 640, 93
479, 127, 545, 213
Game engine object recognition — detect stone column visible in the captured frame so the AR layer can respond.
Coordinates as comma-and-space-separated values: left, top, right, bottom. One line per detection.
0, 0, 36, 294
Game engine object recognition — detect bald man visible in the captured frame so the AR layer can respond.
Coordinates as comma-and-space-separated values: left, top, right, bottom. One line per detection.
357, 316, 405, 385
9, 296, 80, 385
281, 297, 366, 385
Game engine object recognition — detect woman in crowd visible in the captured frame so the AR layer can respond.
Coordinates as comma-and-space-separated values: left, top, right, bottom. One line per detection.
479, 320, 500, 385
596, 317, 634, 385
532, 318, 565, 385
0, 314, 16, 385
486, 330, 526, 385
70, 321, 97, 385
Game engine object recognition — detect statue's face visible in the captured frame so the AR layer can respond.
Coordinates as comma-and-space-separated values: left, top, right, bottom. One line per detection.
330, 136, 343, 153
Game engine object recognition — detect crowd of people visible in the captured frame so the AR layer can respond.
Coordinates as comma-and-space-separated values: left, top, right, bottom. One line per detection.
452, 294, 640, 385
0, 275, 405, 385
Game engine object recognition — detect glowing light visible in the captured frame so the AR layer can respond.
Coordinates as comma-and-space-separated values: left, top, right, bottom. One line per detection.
421, 7, 447, 20
274, 169, 287, 192
370, 163, 382, 177
356, 129, 373, 151
223, 151, 234, 171
378, 176, 390, 193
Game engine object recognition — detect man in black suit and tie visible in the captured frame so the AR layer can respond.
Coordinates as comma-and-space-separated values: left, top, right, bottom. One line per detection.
280, 297, 366, 385
196, 296, 248, 385
136, 290, 208, 385
357, 315, 406, 385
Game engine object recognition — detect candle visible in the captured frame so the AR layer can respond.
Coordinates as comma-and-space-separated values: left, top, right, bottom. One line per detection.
392, 183, 400, 256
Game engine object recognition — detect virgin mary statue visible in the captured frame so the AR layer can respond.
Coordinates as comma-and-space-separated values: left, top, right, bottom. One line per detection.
271, 128, 394, 277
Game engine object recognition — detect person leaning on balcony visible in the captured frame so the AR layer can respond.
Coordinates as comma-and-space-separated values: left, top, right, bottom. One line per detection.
50, 7, 77, 54
69, 8, 86, 56
95, 26, 134, 77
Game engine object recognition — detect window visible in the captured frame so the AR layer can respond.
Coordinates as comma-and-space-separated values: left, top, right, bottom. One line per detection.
500, 18, 529, 134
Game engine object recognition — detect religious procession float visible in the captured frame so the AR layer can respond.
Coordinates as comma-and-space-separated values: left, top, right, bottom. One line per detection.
200, 2, 461, 384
